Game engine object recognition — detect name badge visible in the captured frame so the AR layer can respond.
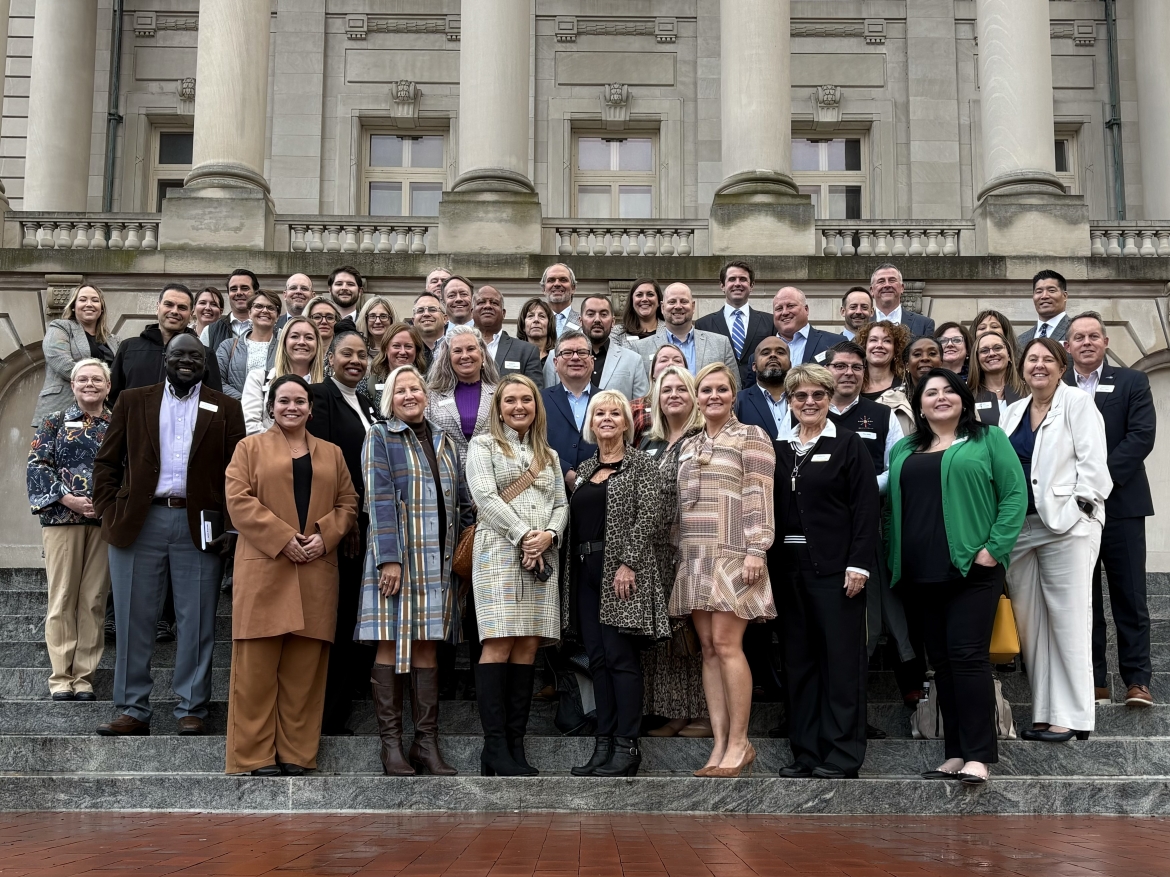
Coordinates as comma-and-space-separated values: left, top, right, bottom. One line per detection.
857, 431, 877, 440
975, 401, 993, 410
375, 383, 385, 391
565, 323, 581, 335
811, 453, 831, 462
813, 351, 827, 363
198, 401, 218, 413
505, 360, 521, 369
645, 447, 659, 456
1096, 384, 1115, 393
679, 451, 694, 462
64, 421, 83, 429
953, 436, 968, 445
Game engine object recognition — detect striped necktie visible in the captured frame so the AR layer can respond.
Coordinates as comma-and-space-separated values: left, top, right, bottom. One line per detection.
731, 310, 746, 360
1038, 323, 1049, 338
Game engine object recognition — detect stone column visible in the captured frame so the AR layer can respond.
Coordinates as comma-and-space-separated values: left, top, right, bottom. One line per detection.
972, 0, 1088, 255
159, 0, 274, 249
24, 0, 98, 212
438, 0, 541, 253
1134, 0, 1170, 219
709, 0, 813, 255
0, 0, 12, 212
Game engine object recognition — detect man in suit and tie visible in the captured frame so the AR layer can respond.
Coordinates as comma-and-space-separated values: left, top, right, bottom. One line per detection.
542, 263, 581, 339
541, 330, 598, 492
630, 283, 736, 379
1063, 311, 1157, 707
772, 287, 847, 366
869, 264, 935, 337
92, 334, 245, 736
545, 294, 648, 401
472, 285, 544, 389
733, 336, 791, 441
1019, 269, 1072, 344
695, 260, 775, 390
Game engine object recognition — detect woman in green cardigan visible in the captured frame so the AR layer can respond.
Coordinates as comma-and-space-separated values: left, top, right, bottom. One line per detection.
886, 368, 1026, 786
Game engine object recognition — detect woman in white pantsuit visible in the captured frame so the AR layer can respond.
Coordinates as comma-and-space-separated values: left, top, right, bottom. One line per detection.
1000, 337, 1111, 742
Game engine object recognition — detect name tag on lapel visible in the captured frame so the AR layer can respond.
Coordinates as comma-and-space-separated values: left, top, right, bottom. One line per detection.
811, 453, 831, 462
679, 451, 694, 462
375, 383, 385, 391
645, 447, 660, 456
953, 437, 968, 445
505, 360, 521, 369
565, 323, 581, 335
857, 431, 877, 440
198, 401, 218, 413
813, 351, 827, 363
975, 401, 993, 410
1096, 385, 1115, 394
64, 421, 83, 429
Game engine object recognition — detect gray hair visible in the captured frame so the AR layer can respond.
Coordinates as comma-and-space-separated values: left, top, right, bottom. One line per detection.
70, 357, 111, 383
380, 364, 427, 419
870, 263, 903, 284
426, 324, 501, 394
540, 263, 577, 289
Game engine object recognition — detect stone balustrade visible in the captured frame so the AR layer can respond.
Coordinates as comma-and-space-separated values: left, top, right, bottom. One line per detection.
546, 221, 706, 257
280, 217, 437, 254
817, 223, 970, 257
1089, 223, 1170, 257
13, 212, 160, 250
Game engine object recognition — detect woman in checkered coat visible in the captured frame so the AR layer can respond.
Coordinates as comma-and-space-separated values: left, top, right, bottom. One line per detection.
466, 375, 568, 777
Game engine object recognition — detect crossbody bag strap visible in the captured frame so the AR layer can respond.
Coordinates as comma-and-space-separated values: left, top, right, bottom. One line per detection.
498, 458, 542, 504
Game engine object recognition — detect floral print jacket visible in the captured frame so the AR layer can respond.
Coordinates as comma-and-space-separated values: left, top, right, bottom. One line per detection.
27, 403, 111, 527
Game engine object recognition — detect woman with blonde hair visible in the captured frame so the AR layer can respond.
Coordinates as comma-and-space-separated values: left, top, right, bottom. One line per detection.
241, 316, 325, 435
355, 296, 398, 398
33, 285, 121, 427
466, 375, 568, 776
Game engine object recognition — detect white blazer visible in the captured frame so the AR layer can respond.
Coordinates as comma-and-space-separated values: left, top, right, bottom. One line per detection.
1000, 382, 1112, 534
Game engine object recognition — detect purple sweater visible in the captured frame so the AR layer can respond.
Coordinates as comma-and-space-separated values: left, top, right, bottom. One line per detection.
453, 381, 482, 438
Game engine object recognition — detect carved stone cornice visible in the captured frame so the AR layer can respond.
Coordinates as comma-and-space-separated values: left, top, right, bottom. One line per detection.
553, 17, 677, 43
133, 12, 197, 38
346, 14, 460, 41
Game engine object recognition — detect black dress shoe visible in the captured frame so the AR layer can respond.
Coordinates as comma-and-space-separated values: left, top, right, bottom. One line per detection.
812, 765, 858, 779
74, 691, 96, 702
921, 769, 960, 780
250, 765, 281, 777
279, 763, 306, 776
51, 691, 75, 701
104, 620, 116, 642
778, 763, 814, 778
155, 622, 175, 643
866, 722, 887, 740
958, 771, 989, 786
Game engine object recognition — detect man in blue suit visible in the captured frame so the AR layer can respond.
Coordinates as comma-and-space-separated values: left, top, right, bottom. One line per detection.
869, 264, 935, 338
540, 329, 597, 492
733, 336, 791, 441
771, 287, 846, 366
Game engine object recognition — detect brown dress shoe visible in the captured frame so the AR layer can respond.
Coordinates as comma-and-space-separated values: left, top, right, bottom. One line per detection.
177, 716, 205, 735
97, 714, 150, 736
1126, 684, 1154, 707
1095, 687, 1112, 704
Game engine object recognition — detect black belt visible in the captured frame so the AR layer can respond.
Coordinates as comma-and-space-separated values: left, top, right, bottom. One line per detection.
151, 496, 187, 508
577, 540, 606, 556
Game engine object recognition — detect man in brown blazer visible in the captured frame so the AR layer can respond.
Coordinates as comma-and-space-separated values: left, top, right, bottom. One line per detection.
93, 334, 246, 736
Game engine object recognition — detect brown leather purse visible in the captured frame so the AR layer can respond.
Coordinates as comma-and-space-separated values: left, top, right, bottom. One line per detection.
452, 458, 543, 582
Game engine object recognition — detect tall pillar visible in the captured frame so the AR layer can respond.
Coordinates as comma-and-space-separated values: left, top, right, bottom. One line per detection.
438, 0, 540, 253
971, 0, 1089, 255
0, 0, 13, 212
24, 0, 98, 211
1134, 0, 1170, 219
159, 0, 273, 249
709, 0, 813, 255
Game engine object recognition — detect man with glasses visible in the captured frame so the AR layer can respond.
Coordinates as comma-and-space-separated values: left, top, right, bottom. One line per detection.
276, 274, 314, 330
540, 329, 598, 492
411, 293, 447, 355
202, 269, 260, 353
868, 264, 935, 337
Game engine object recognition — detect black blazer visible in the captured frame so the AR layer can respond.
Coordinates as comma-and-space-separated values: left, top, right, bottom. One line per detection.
695, 306, 774, 389
973, 385, 1024, 427
1062, 364, 1156, 518
734, 385, 787, 441
871, 309, 935, 339
307, 380, 379, 507
770, 429, 880, 578
541, 385, 597, 478
797, 325, 849, 366
493, 331, 545, 390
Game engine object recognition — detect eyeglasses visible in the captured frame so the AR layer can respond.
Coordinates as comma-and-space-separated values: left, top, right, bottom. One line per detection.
558, 350, 593, 360
414, 306, 443, 315
310, 313, 337, 324
978, 344, 1007, 356
367, 314, 391, 324
73, 377, 107, 386
791, 390, 829, 403
828, 363, 865, 373
939, 337, 965, 347
251, 304, 277, 314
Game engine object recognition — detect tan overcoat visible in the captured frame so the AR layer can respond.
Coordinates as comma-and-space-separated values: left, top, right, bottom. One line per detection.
225, 427, 359, 642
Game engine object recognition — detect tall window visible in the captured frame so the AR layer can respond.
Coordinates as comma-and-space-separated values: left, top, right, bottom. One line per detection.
150, 129, 193, 210
362, 132, 446, 216
572, 134, 657, 219
1054, 134, 1079, 195
792, 137, 866, 220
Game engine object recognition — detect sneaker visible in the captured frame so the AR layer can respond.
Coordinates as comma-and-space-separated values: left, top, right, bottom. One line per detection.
1125, 684, 1154, 707
1094, 686, 1112, 705
155, 621, 175, 643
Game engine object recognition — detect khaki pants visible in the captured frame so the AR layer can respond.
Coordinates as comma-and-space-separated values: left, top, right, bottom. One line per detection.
226, 635, 330, 774
42, 524, 109, 695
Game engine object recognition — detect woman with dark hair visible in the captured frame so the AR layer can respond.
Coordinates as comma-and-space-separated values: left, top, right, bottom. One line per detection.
33, 285, 121, 427
367, 322, 429, 412
968, 330, 1025, 427
903, 336, 943, 392
516, 298, 555, 367
886, 368, 1026, 786
193, 287, 224, 339
614, 279, 663, 345
934, 322, 973, 380
1001, 337, 1111, 744
224, 374, 359, 776
217, 290, 283, 400
971, 309, 1019, 363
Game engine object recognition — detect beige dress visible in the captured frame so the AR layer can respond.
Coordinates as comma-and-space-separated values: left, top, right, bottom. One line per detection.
669, 416, 776, 620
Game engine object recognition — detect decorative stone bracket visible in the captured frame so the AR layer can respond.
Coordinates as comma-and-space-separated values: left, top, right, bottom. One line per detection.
601, 83, 631, 131
178, 77, 196, 114
812, 84, 841, 129
134, 12, 198, 38
44, 275, 84, 319
390, 80, 421, 126
346, 14, 460, 41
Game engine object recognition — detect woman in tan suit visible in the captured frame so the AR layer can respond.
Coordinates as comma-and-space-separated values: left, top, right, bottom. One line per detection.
225, 374, 359, 776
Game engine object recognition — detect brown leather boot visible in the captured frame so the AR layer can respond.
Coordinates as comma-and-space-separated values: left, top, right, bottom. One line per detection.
409, 667, 457, 775
370, 664, 415, 776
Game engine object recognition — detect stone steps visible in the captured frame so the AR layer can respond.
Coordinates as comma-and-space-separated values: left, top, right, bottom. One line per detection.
0, 614, 235, 642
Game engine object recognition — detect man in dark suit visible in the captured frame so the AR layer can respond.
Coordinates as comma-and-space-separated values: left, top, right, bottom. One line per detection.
540, 329, 597, 492
869, 264, 935, 337
202, 268, 259, 353
1063, 311, 1157, 707
695, 260, 774, 390
1019, 269, 1071, 344
733, 337, 791, 440
472, 285, 544, 389
92, 335, 245, 736
772, 287, 846, 366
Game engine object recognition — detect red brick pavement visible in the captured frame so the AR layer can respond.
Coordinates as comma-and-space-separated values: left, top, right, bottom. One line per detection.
0, 813, 1165, 877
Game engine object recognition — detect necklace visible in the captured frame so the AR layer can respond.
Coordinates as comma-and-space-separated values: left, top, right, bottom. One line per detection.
281, 430, 308, 455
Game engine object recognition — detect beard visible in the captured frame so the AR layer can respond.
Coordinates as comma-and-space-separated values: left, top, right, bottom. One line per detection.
758, 366, 787, 385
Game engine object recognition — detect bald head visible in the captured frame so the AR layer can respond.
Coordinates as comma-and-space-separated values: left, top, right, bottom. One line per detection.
772, 286, 810, 340
283, 273, 313, 316
662, 283, 695, 332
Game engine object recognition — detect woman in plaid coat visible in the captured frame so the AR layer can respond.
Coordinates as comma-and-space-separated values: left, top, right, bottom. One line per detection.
357, 365, 473, 777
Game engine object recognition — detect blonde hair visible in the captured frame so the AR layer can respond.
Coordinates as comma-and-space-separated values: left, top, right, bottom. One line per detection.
647, 366, 703, 442
784, 363, 836, 396
70, 357, 111, 384
380, 364, 428, 419
273, 316, 325, 384
356, 296, 397, 339
63, 285, 111, 343
487, 375, 555, 473
582, 389, 635, 445
695, 362, 739, 395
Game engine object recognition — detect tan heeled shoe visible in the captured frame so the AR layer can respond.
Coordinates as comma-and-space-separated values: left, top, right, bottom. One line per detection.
693, 764, 718, 777
707, 743, 757, 778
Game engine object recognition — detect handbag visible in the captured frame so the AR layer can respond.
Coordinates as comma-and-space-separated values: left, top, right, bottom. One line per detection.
668, 617, 701, 658
451, 458, 544, 583
989, 594, 1021, 664
911, 676, 1017, 741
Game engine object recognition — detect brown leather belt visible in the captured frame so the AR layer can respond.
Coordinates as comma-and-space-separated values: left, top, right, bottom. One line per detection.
151, 496, 187, 508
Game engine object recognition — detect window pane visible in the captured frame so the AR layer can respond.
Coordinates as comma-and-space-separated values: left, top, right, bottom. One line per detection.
798, 185, 821, 218
845, 139, 862, 171
158, 131, 193, 165
1054, 140, 1069, 174
618, 185, 653, 219
410, 182, 442, 216
827, 185, 863, 220
369, 181, 403, 216
792, 139, 821, 172
577, 185, 612, 218
617, 139, 653, 172
409, 136, 444, 168
578, 138, 611, 171
825, 140, 846, 171
156, 178, 184, 209
370, 135, 404, 168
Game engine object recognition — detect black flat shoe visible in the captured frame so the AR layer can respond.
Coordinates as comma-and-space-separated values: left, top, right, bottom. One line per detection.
1024, 729, 1086, 743
866, 723, 887, 740
778, 763, 813, 778
279, 763, 306, 776
920, 769, 960, 779
811, 765, 858, 780
51, 691, 74, 701
74, 691, 96, 702
250, 765, 281, 777
958, 771, 988, 786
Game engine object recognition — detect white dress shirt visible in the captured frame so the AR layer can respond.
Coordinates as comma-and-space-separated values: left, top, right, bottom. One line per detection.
875, 305, 904, 325
780, 323, 811, 365
1033, 312, 1067, 339
155, 381, 201, 498
1074, 363, 1104, 396
485, 333, 501, 359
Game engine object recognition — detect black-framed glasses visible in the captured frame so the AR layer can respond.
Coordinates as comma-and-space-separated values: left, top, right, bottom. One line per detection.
828, 363, 865, 373
558, 349, 593, 360
310, 313, 337, 324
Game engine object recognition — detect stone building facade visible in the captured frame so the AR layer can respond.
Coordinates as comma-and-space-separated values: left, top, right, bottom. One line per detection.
0, 0, 1167, 568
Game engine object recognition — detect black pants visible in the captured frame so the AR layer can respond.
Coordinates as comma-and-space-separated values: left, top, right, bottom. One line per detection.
912, 566, 1001, 764
576, 560, 642, 739
322, 518, 374, 732
1092, 516, 1150, 688
780, 546, 867, 774
894, 583, 928, 695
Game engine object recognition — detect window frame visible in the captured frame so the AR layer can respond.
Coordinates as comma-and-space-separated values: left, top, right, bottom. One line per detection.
1054, 129, 1080, 196
570, 131, 659, 219
148, 126, 194, 211
360, 129, 448, 218
790, 134, 869, 220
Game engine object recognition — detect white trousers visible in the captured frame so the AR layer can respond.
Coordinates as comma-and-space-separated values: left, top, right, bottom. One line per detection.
1007, 514, 1100, 731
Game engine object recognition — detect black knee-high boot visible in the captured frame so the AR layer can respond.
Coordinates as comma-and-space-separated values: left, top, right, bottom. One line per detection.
505, 663, 539, 776
475, 662, 526, 777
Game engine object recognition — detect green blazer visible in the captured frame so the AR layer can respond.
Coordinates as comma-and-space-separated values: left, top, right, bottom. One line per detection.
885, 426, 1027, 587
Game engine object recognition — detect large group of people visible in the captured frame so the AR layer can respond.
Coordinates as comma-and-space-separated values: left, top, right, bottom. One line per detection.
26, 260, 1157, 785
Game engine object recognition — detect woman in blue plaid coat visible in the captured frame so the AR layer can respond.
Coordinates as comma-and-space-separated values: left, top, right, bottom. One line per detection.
356, 365, 473, 777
